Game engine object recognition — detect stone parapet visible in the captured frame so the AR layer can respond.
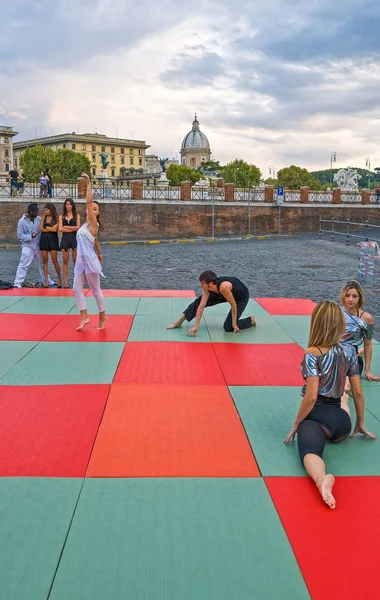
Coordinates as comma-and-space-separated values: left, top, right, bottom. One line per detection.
264, 186, 274, 203
300, 187, 309, 204
132, 181, 142, 200
225, 183, 235, 202
332, 189, 341, 204
181, 181, 191, 201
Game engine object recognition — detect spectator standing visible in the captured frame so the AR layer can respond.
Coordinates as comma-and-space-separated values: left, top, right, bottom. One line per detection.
375, 184, 380, 204
8, 166, 19, 197
46, 168, 53, 199
39, 171, 48, 198
17, 169, 26, 196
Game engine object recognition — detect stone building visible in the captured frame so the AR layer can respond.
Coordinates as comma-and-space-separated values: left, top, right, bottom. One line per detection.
180, 115, 211, 168
0, 126, 18, 180
13, 132, 150, 179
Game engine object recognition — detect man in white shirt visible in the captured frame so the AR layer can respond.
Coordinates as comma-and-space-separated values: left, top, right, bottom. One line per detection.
13, 203, 55, 288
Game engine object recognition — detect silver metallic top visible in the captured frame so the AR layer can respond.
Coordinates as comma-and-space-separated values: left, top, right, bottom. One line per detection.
340, 305, 373, 347
301, 343, 360, 399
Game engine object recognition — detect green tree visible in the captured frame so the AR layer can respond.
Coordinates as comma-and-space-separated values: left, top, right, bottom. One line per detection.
264, 177, 278, 187
222, 159, 261, 187
198, 160, 222, 174
277, 165, 321, 189
20, 145, 91, 183
166, 164, 205, 186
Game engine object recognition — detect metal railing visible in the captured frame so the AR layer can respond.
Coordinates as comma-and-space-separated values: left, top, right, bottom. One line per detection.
319, 218, 380, 245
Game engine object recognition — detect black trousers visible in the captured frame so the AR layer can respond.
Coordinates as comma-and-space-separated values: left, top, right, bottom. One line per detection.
183, 292, 252, 332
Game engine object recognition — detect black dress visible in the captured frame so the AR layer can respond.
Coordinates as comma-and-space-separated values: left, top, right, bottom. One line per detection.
60, 216, 78, 250
40, 217, 59, 251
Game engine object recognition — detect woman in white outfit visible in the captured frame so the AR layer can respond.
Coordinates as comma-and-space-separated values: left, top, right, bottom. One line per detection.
73, 172, 106, 331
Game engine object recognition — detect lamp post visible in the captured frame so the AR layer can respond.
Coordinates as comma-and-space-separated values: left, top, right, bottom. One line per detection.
365, 157, 371, 189
330, 152, 337, 186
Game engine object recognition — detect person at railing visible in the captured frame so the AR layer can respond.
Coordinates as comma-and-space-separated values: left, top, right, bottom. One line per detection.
376, 184, 380, 204
13, 203, 55, 288
39, 171, 48, 198
8, 165, 19, 197
285, 301, 375, 509
59, 198, 80, 288
39, 203, 62, 288
167, 270, 256, 336
73, 172, 106, 331
17, 169, 26, 196
340, 280, 380, 383
45, 168, 53, 199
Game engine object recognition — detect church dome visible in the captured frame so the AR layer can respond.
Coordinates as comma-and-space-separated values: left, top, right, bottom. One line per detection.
181, 115, 210, 150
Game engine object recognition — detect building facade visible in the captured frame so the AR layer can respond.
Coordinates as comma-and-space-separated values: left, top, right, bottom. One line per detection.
13, 132, 150, 179
0, 126, 18, 180
180, 115, 211, 168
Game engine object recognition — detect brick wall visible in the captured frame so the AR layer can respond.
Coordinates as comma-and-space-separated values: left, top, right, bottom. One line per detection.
0, 200, 379, 243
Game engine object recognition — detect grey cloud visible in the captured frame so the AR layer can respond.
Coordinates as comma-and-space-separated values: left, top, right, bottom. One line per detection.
161, 52, 224, 86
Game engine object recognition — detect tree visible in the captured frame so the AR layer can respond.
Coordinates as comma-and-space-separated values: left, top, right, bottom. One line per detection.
20, 145, 91, 183
166, 164, 205, 186
222, 159, 261, 187
277, 165, 321, 189
198, 160, 222, 174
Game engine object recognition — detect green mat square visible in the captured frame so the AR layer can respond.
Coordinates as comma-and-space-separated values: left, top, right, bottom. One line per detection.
204, 314, 294, 344
0, 342, 125, 385
0, 478, 82, 600
0, 296, 25, 312
128, 315, 211, 342
273, 316, 311, 343
4, 296, 77, 314
136, 297, 192, 316
69, 297, 140, 315
0, 341, 38, 380
49, 478, 309, 600
205, 298, 270, 317
230, 386, 380, 476
360, 383, 380, 420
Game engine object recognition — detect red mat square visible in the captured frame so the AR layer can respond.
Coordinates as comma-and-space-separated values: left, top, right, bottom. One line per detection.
213, 343, 304, 386
0, 288, 83, 296
114, 342, 225, 385
255, 298, 316, 315
0, 385, 110, 477
266, 477, 380, 600
0, 313, 64, 341
87, 383, 260, 477
89, 289, 196, 297
43, 315, 134, 342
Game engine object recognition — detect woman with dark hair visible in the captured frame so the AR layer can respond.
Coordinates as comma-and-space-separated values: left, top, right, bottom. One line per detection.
284, 300, 375, 509
73, 173, 106, 331
340, 280, 380, 382
39, 203, 62, 288
59, 198, 80, 288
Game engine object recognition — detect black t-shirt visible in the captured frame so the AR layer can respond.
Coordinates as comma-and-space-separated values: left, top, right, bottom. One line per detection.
9, 170, 18, 181
215, 276, 249, 302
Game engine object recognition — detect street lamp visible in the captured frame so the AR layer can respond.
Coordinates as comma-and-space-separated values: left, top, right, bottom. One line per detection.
269, 165, 276, 179
330, 152, 337, 186
365, 157, 371, 189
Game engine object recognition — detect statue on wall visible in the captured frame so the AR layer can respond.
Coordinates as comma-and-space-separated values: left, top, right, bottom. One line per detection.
158, 157, 169, 172
333, 167, 361, 191
98, 152, 110, 170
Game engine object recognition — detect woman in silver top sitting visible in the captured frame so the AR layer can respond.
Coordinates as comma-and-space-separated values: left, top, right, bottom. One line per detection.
284, 301, 375, 509
340, 280, 379, 382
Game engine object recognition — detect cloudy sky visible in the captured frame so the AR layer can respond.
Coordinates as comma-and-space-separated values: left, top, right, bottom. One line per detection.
1, 0, 380, 176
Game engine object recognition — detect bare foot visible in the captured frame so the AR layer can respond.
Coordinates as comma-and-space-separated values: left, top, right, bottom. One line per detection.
318, 474, 336, 509
167, 318, 184, 330
76, 318, 90, 331
250, 315, 256, 327
97, 315, 107, 330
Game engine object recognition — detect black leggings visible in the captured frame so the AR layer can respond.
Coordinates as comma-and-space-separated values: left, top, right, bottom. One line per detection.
297, 400, 352, 463
183, 292, 252, 332
353, 345, 364, 376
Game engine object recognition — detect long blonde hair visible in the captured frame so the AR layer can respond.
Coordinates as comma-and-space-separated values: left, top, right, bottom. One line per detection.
308, 301, 345, 348
340, 280, 365, 310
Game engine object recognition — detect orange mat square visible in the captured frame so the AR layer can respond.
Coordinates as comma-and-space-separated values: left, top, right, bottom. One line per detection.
89, 289, 196, 297
0, 385, 110, 477
114, 342, 225, 385
266, 477, 380, 600
87, 383, 260, 477
43, 315, 133, 342
213, 343, 305, 386
0, 288, 83, 296
255, 298, 316, 315
0, 313, 63, 341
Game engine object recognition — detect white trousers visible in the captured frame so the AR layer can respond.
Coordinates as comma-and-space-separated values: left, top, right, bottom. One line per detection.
14, 246, 54, 287
73, 271, 105, 312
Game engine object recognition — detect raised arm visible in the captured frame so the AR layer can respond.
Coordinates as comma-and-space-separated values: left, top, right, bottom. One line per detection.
81, 172, 97, 236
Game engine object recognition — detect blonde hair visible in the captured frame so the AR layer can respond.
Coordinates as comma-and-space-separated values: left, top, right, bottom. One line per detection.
340, 280, 365, 309
308, 301, 345, 348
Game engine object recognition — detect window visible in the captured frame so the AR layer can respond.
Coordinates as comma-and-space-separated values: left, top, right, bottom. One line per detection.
138, 149, 142, 155
101, 146, 105, 152
111, 156, 115, 163
129, 148, 134, 154
121, 148, 124, 154
4, 138, 8, 143
111, 168, 115, 177
14, 159, 18, 167
63, 143, 66, 148
72, 143, 76, 150
92, 154, 96, 162
130, 157, 134, 165
4, 149, 9, 157
139, 158, 142, 165
92, 167, 96, 176
92, 145, 96, 152
111, 147, 115, 153
121, 157, 124, 164
5, 163, 9, 171
81, 144, 86, 151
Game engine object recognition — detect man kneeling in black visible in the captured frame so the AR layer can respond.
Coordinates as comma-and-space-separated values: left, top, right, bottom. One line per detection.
167, 270, 256, 337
